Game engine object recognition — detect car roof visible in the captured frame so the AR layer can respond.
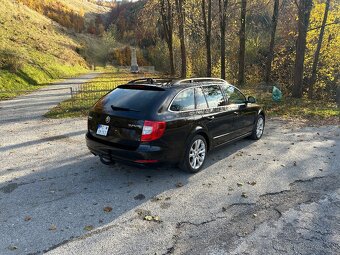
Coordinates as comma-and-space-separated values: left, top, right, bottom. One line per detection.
123, 78, 231, 92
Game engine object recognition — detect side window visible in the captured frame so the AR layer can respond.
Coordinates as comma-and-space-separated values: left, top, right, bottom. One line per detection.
223, 85, 246, 104
202, 85, 226, 108
195, 87, 208, 109
170, 88, 195, 111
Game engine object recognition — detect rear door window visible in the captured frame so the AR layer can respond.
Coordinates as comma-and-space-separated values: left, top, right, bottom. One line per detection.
170, 88, 195, 112
195, 87, 208, 109
202, 85, 226, 108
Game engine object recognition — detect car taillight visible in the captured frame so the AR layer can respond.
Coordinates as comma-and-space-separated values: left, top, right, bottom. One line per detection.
141, 121, 166, 142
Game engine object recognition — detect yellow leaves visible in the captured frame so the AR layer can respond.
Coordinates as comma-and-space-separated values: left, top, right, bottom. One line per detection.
143, 215, 161, 222
84, 225, 94, 231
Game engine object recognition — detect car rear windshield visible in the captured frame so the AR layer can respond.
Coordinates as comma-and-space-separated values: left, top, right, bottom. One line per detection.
100, 87, 165, 113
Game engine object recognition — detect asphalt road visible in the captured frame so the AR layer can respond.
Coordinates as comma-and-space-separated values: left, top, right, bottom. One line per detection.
0, 76, 339, 254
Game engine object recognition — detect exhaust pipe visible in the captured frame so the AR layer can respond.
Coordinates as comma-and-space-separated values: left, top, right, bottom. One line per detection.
99, 155, 115, 165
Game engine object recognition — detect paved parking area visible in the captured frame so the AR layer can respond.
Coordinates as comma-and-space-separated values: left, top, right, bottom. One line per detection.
0, 78, 339, 254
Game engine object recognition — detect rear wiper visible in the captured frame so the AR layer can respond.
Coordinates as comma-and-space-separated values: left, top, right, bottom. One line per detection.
111, 105, 140, 112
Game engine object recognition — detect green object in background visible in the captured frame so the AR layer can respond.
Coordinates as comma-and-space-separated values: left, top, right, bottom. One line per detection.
272, 86, 282, 102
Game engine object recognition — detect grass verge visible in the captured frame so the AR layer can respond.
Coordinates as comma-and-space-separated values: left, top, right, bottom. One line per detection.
243, 88, 339, 124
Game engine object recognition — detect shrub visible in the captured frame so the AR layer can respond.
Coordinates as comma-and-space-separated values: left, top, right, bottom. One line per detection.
0, 49, 24, 73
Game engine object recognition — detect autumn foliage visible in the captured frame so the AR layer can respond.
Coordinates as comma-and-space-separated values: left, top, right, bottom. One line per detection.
18, 0, 85, 33
109, 47, 149, 66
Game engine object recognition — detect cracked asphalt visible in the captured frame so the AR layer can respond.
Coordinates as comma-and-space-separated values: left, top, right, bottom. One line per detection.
0, 77, 339, 254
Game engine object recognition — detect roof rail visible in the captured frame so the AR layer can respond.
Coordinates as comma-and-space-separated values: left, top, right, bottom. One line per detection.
128, 78, 156, 84
173, 78, 226, 85
127, 78, 180, 85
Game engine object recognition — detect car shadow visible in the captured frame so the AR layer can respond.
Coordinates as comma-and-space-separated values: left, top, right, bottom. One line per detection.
0, 136, 256, 254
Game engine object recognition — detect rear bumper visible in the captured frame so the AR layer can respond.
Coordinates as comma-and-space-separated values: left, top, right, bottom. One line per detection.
86, 133, 171, 166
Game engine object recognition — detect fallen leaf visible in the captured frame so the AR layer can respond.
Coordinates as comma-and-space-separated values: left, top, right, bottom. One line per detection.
281, 164, 286, 167
144, 215, 153, 221
103, 206, 112, 213
237, 182, 243, 187
49, 224, 57, 231
253, 213, 257, 218
247, 181, 257, 186
8, 245, 17, 251
144, 215, 161, 222
241, 192, 248, 198
84, 225, 94, 231
151, 196, 162, 202
176, 182, 183, 188
24, 216, 32, 222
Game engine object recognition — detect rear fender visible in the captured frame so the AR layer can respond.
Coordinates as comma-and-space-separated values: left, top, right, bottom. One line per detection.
185, 126, 211, 151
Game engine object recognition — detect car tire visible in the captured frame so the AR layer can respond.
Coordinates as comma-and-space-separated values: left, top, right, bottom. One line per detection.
180, 135, 207, 173
250, 114, 265, 140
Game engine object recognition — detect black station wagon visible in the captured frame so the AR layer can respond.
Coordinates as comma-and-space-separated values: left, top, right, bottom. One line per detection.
86, 78, 265, 173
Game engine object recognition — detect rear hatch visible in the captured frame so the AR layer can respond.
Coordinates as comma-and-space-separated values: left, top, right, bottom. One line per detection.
88, 85, 166, 150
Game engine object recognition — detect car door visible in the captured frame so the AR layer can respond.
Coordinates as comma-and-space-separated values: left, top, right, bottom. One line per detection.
201, 84, 237, 146
167, 88, 201, 156
223, 85, 257, 136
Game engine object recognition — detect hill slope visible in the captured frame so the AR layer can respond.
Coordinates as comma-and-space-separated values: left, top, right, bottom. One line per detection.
58, 0, 109, 15
0, 0, 97, 99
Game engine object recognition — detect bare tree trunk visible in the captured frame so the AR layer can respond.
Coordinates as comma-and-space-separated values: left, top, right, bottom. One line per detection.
308, 0, 330, 99
264, 0, 280, 84
238, 0, 247, 86
160, 0, 175, 75
175, 0, 187, 78
219, 0, 228, 80
292, 0, 313, 98
202, 0, 212, 77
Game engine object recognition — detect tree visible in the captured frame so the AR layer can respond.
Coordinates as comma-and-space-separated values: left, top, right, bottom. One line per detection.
238, 0, 247, 86
264, 0, 280, 84
202, 0, 212, 77
175, 0, 187, 78
292, 0, 313, 98
160, 0, 175, 75
219, 0, 228, 80
308, 0, 330, 99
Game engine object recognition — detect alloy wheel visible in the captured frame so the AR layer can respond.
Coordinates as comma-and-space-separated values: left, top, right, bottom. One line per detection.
189, 139, 206, 170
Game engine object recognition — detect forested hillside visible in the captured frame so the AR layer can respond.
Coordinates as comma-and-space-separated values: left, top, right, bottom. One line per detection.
0, 0, 111, 98
107, 0, 339, 100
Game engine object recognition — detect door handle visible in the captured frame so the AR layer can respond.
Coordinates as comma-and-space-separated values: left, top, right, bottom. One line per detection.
206, 116, 215, 121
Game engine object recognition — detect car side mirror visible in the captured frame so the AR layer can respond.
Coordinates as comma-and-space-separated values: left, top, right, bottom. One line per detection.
247, 96, 256, 103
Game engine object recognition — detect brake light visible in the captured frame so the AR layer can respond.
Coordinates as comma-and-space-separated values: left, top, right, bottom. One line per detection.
141, 121, 166, 142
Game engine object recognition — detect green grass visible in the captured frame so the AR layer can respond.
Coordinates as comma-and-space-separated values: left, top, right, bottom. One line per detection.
0, 0, 89, 100
243, 88, 340, 121
45, 70, 156, 118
